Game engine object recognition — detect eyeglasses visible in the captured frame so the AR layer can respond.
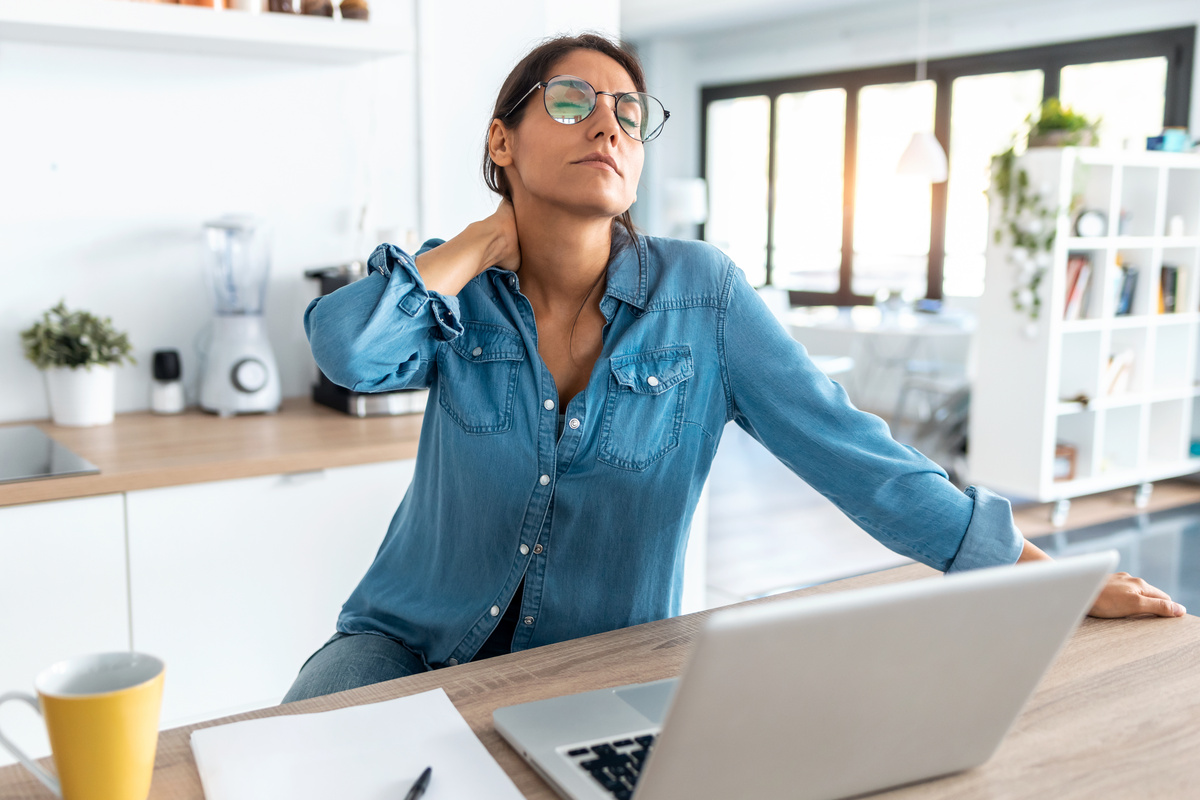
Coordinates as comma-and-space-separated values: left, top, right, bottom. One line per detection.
503, 74, 670, 143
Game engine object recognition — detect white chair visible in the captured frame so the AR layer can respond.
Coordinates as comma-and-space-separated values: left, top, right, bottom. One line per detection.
891, 359, 970, 442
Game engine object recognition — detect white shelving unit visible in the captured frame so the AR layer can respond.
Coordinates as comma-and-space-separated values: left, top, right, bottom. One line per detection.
971, 147, 1200, 524
0, 0, 411, 61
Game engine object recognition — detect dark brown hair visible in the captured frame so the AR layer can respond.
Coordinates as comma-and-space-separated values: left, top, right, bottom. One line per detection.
482, 32, 645, 245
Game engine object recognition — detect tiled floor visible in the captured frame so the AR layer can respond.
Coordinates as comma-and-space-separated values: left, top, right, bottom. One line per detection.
705, 421, 1200, 609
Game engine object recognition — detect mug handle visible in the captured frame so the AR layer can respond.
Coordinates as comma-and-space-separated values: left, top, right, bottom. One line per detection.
0, 691, 62, 798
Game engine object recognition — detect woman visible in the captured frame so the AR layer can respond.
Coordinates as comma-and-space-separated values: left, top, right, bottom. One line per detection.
284, 33, 1183, 703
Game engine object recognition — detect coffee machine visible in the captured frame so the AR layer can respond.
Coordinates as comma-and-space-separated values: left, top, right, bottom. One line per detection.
199, 215, 281, 416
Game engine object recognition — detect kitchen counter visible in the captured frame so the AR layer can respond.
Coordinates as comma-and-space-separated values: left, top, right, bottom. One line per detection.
0, 398, 423, 508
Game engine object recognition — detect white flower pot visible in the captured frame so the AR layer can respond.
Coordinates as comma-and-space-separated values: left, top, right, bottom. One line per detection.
44, 364, 116, 427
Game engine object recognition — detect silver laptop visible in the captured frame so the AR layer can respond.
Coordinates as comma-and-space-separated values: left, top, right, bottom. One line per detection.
494, 551, 1116, 800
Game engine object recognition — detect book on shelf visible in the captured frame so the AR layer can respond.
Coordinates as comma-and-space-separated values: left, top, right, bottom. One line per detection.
1063, 253, 1092, 320
1115, 265, 1138, 316
1159, 265, 1179, 314
1104, 349, 1136, 395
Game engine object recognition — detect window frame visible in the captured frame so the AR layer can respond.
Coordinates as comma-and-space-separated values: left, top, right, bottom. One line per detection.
698, 26, 1195, 305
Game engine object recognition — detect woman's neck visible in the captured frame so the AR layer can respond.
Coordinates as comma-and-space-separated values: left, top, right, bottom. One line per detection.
514, 203, 613, 314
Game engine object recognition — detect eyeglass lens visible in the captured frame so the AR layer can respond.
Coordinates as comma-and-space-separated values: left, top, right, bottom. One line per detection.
543, 76, 666, 142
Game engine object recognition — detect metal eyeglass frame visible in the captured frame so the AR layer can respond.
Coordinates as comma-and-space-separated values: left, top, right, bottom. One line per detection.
502, 74, 670, 143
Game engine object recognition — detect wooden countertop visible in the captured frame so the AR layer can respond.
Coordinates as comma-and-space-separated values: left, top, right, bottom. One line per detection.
0, 398, 423, 508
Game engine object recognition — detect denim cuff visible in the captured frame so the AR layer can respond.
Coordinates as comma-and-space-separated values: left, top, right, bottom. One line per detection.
945, 485, 1024, 573
367, 243, 464, 340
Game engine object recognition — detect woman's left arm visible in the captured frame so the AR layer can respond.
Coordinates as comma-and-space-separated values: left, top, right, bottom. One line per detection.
1017, 540, 1185, 618
717, 258, 1184, 620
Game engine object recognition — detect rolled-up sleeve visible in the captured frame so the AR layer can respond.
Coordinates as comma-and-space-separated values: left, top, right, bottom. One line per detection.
943, 486, 1023, 572
717, 260, 1023, 573
303, 241, 463, 392
365, 241, 464, 340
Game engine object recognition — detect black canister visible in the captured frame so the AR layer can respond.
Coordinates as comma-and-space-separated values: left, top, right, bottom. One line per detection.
151, 349, 185, 414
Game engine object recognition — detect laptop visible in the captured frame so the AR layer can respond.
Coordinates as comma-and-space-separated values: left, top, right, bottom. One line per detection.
494, 551, 1117, 800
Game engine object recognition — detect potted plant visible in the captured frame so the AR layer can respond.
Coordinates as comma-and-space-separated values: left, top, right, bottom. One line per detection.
20, 301, 135, 427
1027, 98, 1099, 148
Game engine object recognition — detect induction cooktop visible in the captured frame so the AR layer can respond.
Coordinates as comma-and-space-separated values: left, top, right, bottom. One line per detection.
0, 426, 100, 485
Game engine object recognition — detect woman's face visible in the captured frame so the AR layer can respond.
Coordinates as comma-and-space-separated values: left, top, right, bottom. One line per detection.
490, 49, 644, 221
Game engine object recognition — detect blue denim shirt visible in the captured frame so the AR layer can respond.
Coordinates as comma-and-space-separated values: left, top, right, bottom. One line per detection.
303, 230, 1023, 667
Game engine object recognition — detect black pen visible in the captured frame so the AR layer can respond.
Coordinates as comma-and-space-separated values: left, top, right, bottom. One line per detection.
404, 766, 432, 800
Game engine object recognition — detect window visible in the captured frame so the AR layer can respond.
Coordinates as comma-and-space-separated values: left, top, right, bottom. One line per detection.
773, 88, 845, 294
943, 70, 1045, 297
853, 80, 935, 299
704, 96, 771, 286
700, 27, 1194, 303
1060, 57, 1169, 149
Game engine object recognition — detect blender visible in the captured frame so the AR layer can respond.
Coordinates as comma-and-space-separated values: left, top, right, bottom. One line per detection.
199, 215, 281, 416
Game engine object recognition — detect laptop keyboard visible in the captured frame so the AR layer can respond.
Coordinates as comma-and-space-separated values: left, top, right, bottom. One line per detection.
563, 732, 657, 800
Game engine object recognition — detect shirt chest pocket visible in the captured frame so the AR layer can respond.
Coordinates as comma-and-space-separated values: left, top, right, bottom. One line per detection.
437, 323, 526, 434
599, 346, 694, 471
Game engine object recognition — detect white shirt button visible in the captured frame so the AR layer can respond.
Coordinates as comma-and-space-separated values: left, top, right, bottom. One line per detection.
544, 399, 555, 410
508, 275, 516, 286
539, 474, 550, 486
490, 605, 500, 617
447, 657, 458, 666
472, 346, 483, 357
524, 616, 535, 625
568, 418, 580, 429
647, 375, 659, 387
520, 544, 530, 555
533, 543, 543, 554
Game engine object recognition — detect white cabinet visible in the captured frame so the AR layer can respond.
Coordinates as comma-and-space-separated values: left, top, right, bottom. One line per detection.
971, 148, 1200, 511
125, 459, 415, 728
0, 495, 129, 767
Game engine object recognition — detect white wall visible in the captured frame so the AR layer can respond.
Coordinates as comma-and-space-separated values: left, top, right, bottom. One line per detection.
0, 0, 619, 424
0, 3, 418, 423
631, 0, 1200, 237
414, 0, 620, 240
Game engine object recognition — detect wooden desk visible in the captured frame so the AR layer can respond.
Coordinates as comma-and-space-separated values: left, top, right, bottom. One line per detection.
3, 563, 1198, 799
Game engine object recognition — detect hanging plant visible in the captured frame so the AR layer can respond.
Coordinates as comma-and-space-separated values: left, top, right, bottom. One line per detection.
991, 145, 1056, 322
990, 100, 1097, 326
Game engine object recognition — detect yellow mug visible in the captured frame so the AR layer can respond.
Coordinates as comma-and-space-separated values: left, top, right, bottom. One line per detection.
0, 652, 164, 800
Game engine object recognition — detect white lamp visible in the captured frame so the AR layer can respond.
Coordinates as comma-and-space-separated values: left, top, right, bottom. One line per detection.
896, 0, 948, 184
664, 178, 709, 238
898, 131, 948, 182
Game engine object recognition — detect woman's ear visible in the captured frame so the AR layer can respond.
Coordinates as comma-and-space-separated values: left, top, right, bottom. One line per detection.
488, 119, 515, 168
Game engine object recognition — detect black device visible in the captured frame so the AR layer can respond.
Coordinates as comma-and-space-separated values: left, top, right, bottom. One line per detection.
152, 350, 182, 381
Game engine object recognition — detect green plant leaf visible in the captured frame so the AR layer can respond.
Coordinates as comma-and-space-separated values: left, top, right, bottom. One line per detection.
19, 300, 136, 369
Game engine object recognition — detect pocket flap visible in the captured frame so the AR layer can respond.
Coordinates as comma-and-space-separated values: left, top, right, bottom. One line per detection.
448, 323, 526, 362
610, 346, 694, 394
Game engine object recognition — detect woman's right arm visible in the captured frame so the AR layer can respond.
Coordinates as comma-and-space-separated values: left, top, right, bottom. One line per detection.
304, 203, 520, 392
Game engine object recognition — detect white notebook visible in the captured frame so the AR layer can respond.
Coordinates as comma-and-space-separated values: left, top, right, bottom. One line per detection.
190, 688, 523, 800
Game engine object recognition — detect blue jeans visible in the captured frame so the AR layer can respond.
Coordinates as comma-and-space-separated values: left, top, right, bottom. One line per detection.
282, 632, 430, 704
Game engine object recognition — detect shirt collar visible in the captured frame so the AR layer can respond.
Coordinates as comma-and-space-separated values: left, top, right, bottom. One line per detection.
602, 226, 648, 312
486, 226, 648, 312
